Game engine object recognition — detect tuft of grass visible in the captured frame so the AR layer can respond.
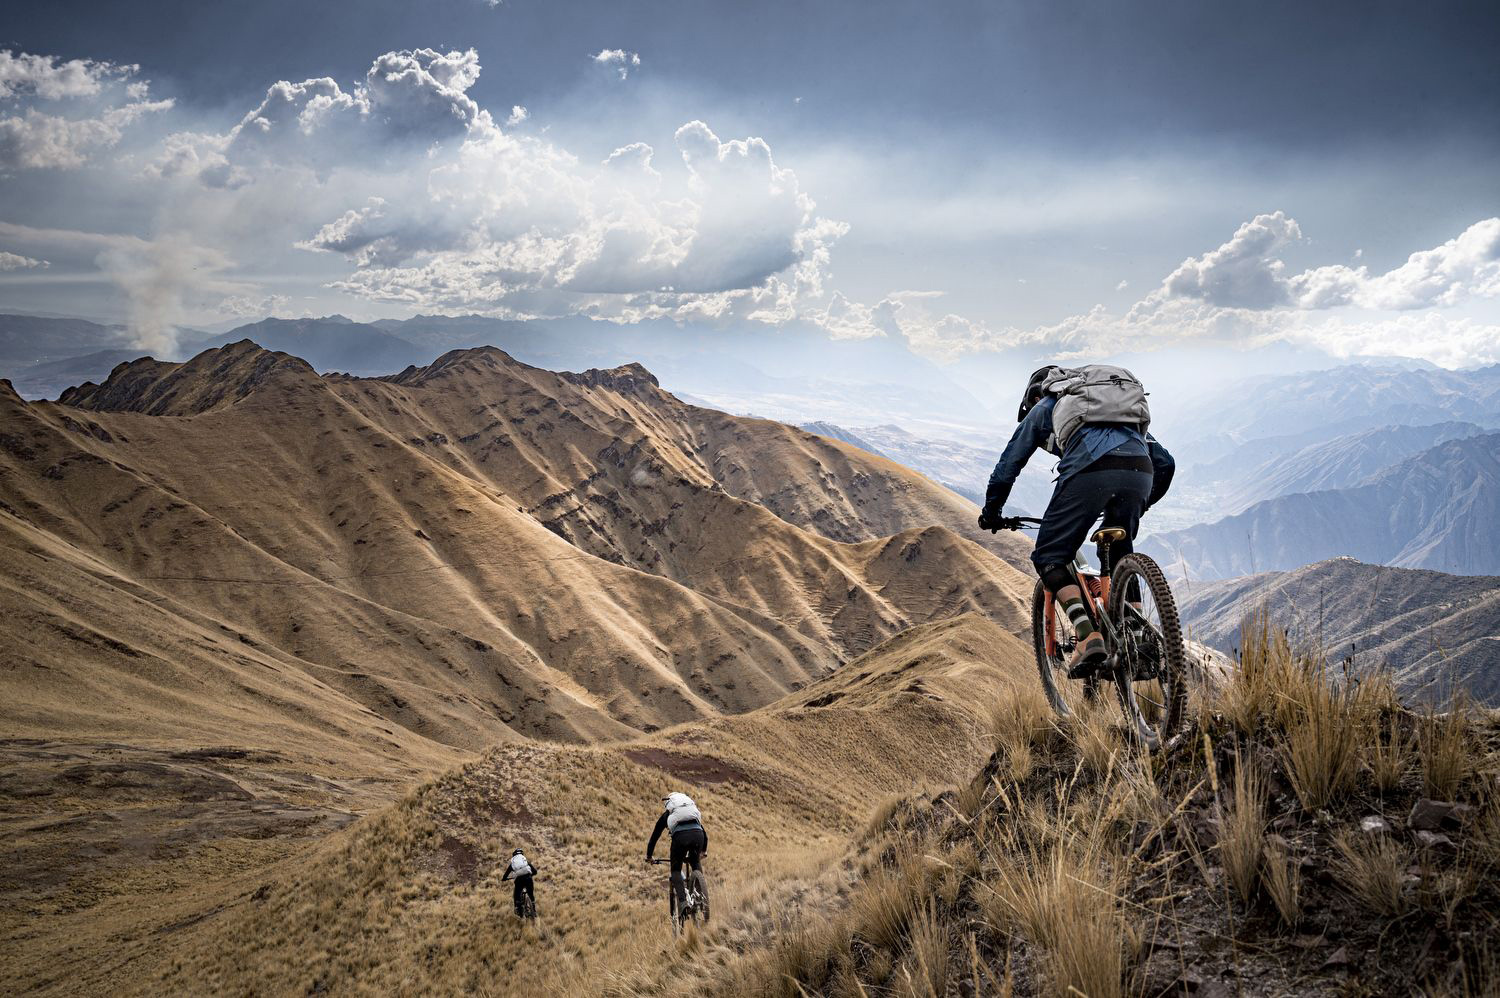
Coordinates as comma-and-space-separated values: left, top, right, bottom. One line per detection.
897, 901, 949, 998
863, 794, 907, 842
852, 848, 925, 951
1278, 658, 1363, 811
1262, 838, 1302, 928
1367, 714, 1412, 798
988, 683, 1052, 782
757, 910, 853, 998
1219, 755, 1267, 907
1070, 696, 1122, 778
982, 832, 1129, 998
1332, 830, 1411, 917
1418, 698, 1474, 801
1222, 612, 1295, 733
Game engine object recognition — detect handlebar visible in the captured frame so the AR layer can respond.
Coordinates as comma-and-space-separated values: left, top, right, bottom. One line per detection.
991, 515, 1042, 531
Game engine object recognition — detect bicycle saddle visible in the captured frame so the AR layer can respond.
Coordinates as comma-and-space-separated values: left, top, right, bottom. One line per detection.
1091, 527, 1128, 545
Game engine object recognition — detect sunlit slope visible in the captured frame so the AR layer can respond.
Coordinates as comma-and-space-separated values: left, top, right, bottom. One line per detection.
117, 614, 1033, 998
6, 365, 813, 746
11, 341, 1029, 745
352, 346, 1035, 573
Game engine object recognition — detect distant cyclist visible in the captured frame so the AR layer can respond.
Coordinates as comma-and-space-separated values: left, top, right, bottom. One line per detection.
979, 365, 1175, 678
645, 791, 708, 917
502, 848, 537, 917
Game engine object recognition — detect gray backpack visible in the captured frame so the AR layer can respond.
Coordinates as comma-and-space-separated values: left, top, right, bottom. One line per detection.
1043, 365, 1150, 452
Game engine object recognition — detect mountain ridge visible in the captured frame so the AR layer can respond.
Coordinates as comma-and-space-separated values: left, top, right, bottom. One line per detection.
1144, 431, 1500, 578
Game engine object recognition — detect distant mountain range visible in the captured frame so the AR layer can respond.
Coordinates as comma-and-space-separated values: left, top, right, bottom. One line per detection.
1144, 431, 1500, 578
195, 316, 432, 374
797, 420, 1057, 515
0, 312, 996, 439
1168, 363, 1500, 468
10, 311, 1500, 585
1178, 557, 1500, 703
1224, 421, 1487, 513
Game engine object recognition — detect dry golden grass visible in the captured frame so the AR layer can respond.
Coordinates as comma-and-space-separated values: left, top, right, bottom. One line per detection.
853, 850, 924, 951
1070, 693, 1126, 778
982, 839, 1129, 998
1221, 613, 1295, 733
83, 614, 1031, 998
1262, 837, 1302, 928
1420, 697, 1475, 800
1368, 713, 1414, 797
1278, 661, 1364, 811
987, 682, 1052, 782
978, 780, 1132, 998
1333, 830, 1412, 917
896, 901, 950, 998
1219, 755, 1267, 907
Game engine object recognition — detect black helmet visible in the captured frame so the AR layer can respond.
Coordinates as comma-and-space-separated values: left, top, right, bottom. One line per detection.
512, 848, 524, 856
1017, 366, 1058, 421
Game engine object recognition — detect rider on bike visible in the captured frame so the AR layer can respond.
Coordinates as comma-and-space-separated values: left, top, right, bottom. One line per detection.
645, 791, 708, 916
979, 365, 1175, 678
501, 848, 537, 917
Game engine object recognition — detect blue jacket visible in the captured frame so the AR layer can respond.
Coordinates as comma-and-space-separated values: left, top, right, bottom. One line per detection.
985, 396, 1175, 511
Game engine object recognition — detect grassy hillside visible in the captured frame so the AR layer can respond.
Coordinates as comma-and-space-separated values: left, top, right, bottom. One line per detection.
672, 621, 1500, 997
0, 615, 1036, 996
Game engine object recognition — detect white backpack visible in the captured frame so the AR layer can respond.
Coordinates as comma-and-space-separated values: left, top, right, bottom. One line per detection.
664, 792, 701, 831
509, 852, 532, 875
1043, 365, 1151, 452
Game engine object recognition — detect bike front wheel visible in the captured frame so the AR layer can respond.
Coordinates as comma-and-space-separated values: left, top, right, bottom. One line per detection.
1107, 553, 1187, 749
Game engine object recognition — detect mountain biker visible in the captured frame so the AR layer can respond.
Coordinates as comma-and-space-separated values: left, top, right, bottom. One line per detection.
501, 848, 537, 917
978, 365, 1175, 678
645, 791, 708, 917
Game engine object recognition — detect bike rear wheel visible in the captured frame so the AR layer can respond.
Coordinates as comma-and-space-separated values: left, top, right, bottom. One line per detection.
1031, 578, 1100, 719
1107, 553, 1187, 749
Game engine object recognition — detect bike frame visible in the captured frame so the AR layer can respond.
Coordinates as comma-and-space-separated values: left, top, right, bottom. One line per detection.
1038, 538, 1124, 662
651, 857, 705, 922
1042, 563, 1114, 659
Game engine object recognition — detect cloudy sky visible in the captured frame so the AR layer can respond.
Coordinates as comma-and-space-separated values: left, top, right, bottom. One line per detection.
2, 0, 1498, 374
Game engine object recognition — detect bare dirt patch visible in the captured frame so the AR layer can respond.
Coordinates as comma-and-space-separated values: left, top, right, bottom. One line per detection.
622, 747, 754, 786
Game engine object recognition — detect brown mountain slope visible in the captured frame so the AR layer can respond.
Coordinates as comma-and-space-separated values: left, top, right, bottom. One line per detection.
21, 614, 1035, 998
7, 341, 1029, 749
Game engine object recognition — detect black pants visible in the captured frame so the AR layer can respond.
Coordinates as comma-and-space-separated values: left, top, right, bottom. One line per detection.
512, 874, 534, 914
1031, 457, 1153, 578
669, 827, 705, 910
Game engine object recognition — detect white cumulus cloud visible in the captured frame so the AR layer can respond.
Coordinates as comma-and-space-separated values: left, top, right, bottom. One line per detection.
0, 50, 121, 99
0, 50, 171, 171
592, 49, 641, 80
1161, 211, 1302, 308
0, 250, 47, 270
154, 48, 484, 187
306, 116, 843, 323
1159, 212, 1500, 312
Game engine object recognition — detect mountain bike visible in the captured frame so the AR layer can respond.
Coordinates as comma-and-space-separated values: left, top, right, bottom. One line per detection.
650, 858, 710, 935
1002, 517, 1187, 749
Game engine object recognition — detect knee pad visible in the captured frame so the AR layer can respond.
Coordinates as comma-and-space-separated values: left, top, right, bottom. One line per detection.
1038, 562, 1075, 596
